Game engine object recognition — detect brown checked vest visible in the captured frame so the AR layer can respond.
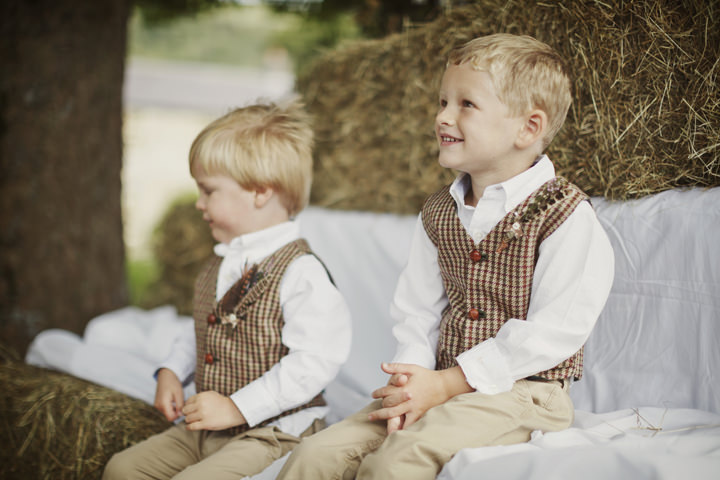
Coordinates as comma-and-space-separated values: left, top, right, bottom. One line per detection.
422, 177, 589, 381
193, 238, 325, 435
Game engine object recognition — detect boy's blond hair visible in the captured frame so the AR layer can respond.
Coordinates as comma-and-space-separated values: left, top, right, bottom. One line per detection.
189, 100, 314, 217
448, 33, 572, 149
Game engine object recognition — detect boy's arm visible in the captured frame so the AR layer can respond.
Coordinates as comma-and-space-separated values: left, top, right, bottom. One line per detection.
153, 320, 196, 421
389, 215, 447, 369
375, 214, 449, 432
227, 255, 352, 427
156, 319, 196, 387
455, 201, 614, 394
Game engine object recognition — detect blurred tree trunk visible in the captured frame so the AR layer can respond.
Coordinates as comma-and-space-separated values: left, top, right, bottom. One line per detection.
0, 0, 130, 357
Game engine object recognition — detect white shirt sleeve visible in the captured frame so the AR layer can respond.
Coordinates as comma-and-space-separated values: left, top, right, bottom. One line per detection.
157, 320, 196, 384
457, 201, 615, 394
390, 215, 447, 370
229, 255, 352, 427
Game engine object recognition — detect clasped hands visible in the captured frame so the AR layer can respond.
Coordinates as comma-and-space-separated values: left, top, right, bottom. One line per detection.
367, 363, 473, 434
154, 368, 246, 431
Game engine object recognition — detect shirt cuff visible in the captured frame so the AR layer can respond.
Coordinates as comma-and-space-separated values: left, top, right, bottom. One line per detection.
230, 380, 281, 428
456, 338, 514, 395
156, 360, 195, 385
391, 343, 437, 370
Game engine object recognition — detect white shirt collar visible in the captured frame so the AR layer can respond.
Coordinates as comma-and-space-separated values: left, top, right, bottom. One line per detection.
449, 155, 556, 213
214, 220, 301, 263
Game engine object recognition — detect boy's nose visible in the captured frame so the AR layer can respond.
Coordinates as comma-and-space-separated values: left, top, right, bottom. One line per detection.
436, 110, 455, 127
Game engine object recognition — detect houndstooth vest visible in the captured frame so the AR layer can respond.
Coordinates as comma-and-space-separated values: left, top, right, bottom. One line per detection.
193, 238, 326, 435
422, 177, 588, 381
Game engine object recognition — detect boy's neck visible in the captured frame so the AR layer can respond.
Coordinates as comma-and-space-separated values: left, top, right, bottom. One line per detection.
464, 155, 540, 207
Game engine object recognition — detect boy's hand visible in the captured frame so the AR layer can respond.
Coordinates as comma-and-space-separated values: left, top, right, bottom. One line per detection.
368, 363, 473, 430
154, 368, 185, 422
385, 371, 409, 435
182, 391, 246, 431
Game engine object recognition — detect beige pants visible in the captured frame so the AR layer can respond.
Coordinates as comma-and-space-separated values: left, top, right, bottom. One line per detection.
277, 379, 573, 480
102, 419, 324, 480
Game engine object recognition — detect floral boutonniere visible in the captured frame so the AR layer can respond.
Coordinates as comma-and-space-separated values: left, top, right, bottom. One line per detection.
218, 262, 264, 331
496, 178, 567, 253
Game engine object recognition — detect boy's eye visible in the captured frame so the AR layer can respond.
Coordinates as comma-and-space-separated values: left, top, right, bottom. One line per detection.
439, 99, 447, 108
462, 100, 475, 108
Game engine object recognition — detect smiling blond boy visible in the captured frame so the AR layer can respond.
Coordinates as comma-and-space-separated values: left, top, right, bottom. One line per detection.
278, 33, 614, 480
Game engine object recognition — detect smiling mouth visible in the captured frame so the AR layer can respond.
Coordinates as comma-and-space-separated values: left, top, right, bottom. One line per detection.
440, 135, 462, 143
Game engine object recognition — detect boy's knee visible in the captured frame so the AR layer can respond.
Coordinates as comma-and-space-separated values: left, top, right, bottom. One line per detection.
101, 453, 126, 480
102, 450, 138, 480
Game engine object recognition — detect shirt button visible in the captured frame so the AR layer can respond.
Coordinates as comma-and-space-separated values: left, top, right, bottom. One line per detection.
207, 313, 217, 325
204, 353, 214, 364
468, 308, 486, 320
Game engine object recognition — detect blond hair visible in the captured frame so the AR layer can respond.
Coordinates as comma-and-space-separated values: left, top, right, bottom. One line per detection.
189, 100, 314, 217
448, 33, 572, 149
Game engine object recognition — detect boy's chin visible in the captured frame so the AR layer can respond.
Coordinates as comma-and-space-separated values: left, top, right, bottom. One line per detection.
437, 156, 465, 172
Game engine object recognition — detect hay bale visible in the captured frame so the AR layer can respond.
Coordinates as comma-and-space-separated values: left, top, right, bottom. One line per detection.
0, 346, 170, 480
299, 0, 719, 213
142, 196, 215, 315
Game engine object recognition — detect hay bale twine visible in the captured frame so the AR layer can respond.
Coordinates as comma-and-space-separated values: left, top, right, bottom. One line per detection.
299, 0, 719, 213
0, 346, 170, 480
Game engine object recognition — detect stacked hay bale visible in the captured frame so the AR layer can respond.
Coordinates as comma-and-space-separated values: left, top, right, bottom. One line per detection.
144, 196, 215, 315
0, 347, 169, 479
299, 0, 719, 213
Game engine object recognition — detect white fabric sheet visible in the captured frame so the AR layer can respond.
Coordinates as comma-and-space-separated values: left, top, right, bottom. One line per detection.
570, 188, 720, 414
438, 408, 720, 480
25, 186, 720, 479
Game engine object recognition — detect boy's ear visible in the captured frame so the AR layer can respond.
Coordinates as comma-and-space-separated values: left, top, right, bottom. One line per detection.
516, 109, 547, 150
254, 186, 274, 208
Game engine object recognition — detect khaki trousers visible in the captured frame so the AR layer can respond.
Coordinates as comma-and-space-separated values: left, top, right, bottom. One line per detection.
102, 420, 324, 480
277, 379, 573, 480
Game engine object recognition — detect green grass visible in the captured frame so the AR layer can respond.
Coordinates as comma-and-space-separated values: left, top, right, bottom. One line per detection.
128, 3, 361, 72
126, 257, 160, 307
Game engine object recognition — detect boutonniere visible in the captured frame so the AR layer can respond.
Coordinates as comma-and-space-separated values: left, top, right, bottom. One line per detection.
221, 312, 240, 328
496, 178, 567, 253
217, 262, 264, 331
497, 218, 525, 253
237, 262, 264, 297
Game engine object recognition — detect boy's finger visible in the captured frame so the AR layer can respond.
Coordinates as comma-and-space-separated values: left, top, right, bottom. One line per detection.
367, 404, 408, 421
185, 419, 202, 431
381, 391, 412, 408
381, 362, 413, 375
386, 416, 402, 435
403, 413, 419, 429
371, 385, 396, 398
389, 373, 408, 386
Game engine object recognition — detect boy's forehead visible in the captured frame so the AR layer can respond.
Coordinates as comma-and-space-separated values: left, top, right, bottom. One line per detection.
440, 64, 494, 91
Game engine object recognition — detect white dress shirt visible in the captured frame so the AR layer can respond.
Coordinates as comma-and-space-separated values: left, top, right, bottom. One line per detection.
160, 220, 352, 436
391, 156, 615, 395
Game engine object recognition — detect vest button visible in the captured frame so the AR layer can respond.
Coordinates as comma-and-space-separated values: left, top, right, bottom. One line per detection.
207, 313, 217, 325
470, 250, 482, 262
204, 353, 214, 364
468, 308, 486, 320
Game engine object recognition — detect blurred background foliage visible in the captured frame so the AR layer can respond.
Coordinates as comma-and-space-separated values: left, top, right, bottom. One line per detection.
129, 0, 454, 74
129, 2, 361, 75
124, 0, 454, 305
